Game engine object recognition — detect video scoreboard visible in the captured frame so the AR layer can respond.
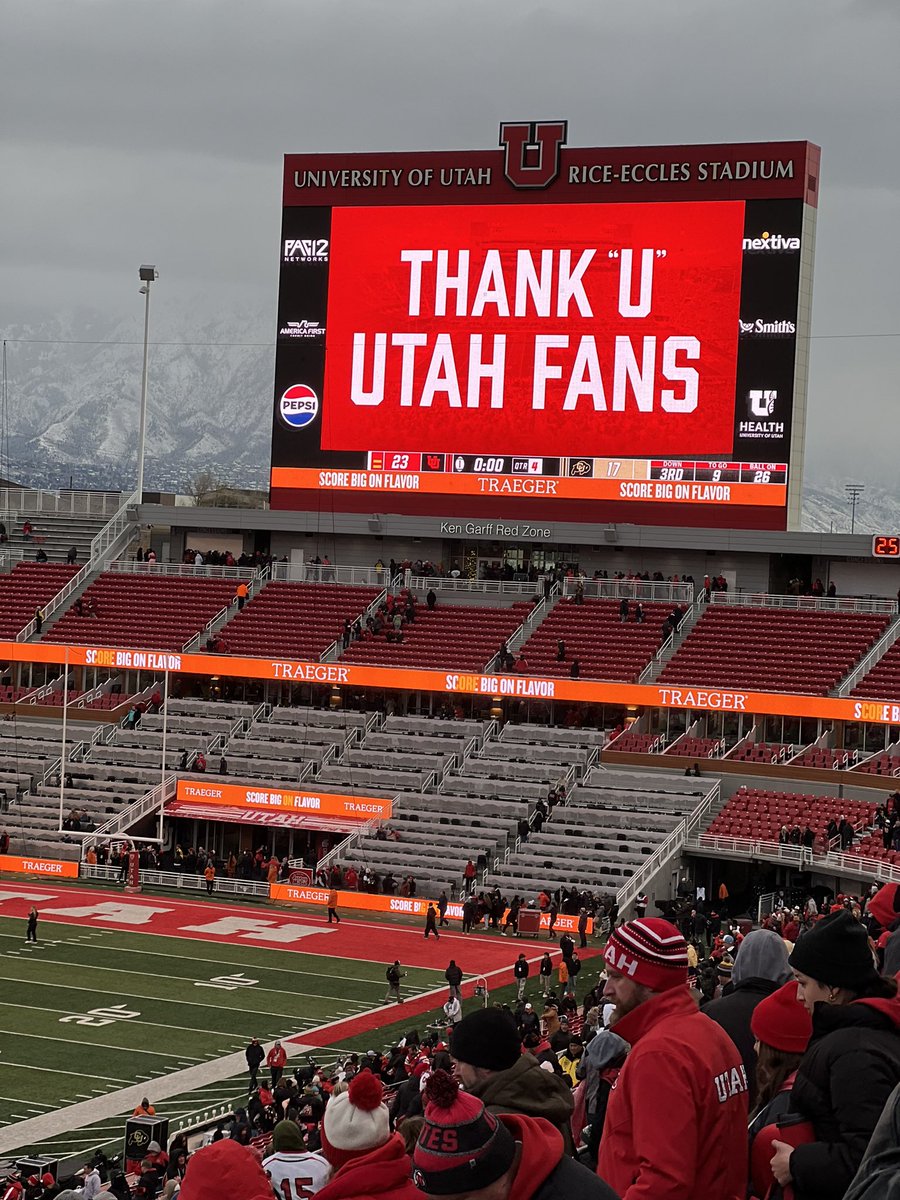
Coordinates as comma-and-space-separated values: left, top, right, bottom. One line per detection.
270, 126, 819, 530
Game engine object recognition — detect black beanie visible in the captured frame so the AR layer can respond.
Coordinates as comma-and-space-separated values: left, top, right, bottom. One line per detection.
449, 1008, 521, 1071
789, 909, 879, 990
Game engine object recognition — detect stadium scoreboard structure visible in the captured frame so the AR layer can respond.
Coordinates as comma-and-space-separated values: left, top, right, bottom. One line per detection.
271, 125, 819, 531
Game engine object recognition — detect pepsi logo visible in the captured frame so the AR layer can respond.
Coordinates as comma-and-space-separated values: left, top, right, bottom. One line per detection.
280, 384, 319, 429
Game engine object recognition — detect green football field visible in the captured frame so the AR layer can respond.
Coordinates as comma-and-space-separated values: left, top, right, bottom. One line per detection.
0, 915, 446, 1162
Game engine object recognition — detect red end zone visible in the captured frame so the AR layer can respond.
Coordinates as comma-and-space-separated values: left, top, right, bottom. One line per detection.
0, 882, 591, 975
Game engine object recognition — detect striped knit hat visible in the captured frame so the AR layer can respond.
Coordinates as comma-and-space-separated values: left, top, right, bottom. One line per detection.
603, 918, 689, 992
413, 1071, 516, 1195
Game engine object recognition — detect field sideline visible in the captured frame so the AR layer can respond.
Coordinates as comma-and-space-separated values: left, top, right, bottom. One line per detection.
0, 881, 602, 1163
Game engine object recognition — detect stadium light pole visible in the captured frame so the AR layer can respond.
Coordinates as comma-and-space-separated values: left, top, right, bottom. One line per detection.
137, 265, 158, 501
846, 482, 865, 534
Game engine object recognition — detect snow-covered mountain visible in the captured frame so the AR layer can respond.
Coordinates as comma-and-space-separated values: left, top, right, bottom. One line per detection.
0, 307, 896, 532
0, 308, 274, 492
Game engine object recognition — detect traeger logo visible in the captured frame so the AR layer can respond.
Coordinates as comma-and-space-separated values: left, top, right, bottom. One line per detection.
499, 120, 568, 189
283, 238, 329, 263
742, 231, 800, 252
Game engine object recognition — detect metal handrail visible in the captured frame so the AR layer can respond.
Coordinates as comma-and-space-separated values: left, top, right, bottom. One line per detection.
0, 487, 122, 516
109, 559, 254, 579
80, 863, 273, 896
271, 562, 387, 587
408, 576, 540, 596
710, 591, 898, 615
564, 578, 695, 604
837, 614, 900, 695
82, 773, 176, 849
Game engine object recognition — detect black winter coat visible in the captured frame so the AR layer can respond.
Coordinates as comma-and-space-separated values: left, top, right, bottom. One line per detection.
533, 1154, 619, 1200
703, 976, 780, 1104
789, 995, 900, 1200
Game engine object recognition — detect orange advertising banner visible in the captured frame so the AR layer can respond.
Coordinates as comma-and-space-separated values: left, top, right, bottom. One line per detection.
0, 854, 79, 879
269, 467, 787, 509
269, 883, 592, 933
3, 638, 900, 725
174, 779, 391, 821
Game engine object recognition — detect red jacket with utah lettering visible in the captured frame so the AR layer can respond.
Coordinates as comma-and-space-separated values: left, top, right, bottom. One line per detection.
598, 987, 748, 1200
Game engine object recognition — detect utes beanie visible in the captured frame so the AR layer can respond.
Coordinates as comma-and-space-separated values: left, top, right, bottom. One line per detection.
179, 1139, 275, 1200
868, 884, 900, 932
320, 1069, 390, 1169
603, 918, 689, 992
449, 1007, 521, 1071
413, 1071, 516, 1195
788, 909, 879, 990
750, 981, 813, 1054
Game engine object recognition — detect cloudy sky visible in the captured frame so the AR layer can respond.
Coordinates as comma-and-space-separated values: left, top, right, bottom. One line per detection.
1, 0, 898, 484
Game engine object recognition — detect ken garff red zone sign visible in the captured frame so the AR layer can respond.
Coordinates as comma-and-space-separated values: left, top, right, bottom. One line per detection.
271, 123, 819, 534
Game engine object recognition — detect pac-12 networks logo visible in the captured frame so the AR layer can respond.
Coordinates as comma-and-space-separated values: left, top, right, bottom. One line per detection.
280, 384, 319, 429
742, 231, 800, 252
283, 238, 329, 263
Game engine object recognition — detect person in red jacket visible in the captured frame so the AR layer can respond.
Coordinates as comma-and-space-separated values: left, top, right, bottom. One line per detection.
266, 1039, 287, 1087
178, 1138, 278, 1200
316, 1069, 420, 1200
598, 917, 749, 1199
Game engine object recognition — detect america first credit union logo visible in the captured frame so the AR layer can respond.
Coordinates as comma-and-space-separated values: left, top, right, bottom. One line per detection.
280, 384, 319, 429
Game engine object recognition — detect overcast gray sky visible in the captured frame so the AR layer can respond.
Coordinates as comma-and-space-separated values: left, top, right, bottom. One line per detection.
1, 0, 898, 483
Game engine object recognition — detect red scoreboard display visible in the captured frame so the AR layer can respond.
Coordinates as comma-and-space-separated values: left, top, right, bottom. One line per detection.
271, 125, 819, 530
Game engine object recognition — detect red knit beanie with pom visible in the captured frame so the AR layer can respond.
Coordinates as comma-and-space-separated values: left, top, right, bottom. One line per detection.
413, 1070, 516, 1195
321, 1069, 390, 1169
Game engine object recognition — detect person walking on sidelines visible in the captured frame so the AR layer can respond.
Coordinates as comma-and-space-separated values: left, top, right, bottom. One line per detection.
635, 892, 649, 919
424, 903, 440, 939
326, 888, 340, 925
384, 959, 406, 1004
445, 959, 463, 1003
578, 907, 589, 949
266, 1040, 287, 1087
437, 889, 450, 927
539, 950, 553, 997
514, 953, 529, 1001
204, 862, 215, 895
245, 1037, 264, 1093
25, 907, 38, 943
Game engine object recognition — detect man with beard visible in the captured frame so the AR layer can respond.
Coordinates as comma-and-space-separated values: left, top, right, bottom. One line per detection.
598, 917, 748, 1199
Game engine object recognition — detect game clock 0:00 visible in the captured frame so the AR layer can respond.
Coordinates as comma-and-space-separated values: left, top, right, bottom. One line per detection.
872, 535, 900, 558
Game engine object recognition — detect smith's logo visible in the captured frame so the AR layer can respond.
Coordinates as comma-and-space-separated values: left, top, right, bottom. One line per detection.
499, 121, 568, 190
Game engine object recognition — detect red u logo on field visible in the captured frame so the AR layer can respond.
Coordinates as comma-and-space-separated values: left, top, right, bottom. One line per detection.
499, 120, 568, 189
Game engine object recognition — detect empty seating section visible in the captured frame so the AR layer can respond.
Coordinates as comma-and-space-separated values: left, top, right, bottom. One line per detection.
340, 602, 532, 671
44, 573, 241, 651
706, 787, 877, 843
667, 735, 722, 759
488, 769, 710, 894
516, 599, 673, 681
848, 835, 900, 868
0, 562, 79, 637
852, 752, 900, 777
218, 582, 380, 659
605, 731, 658, 753
728, 741, 792, 764
31, 689, 133, 711
851, 640, 900, 702
793, 746, 852, 769
659, 606, 889, 694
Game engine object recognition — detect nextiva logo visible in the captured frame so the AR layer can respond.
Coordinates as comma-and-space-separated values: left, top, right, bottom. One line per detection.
279, 319, 325, 340
739, 390, 785, 439
742, 231, 800, 252
279, 384, 319, 429
512, 457, 543, 474
283, 238, 329, 263
739, 318, 796, 337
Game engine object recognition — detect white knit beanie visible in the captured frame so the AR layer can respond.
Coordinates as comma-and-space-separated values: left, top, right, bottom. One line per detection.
321, 1071, 390, 1167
